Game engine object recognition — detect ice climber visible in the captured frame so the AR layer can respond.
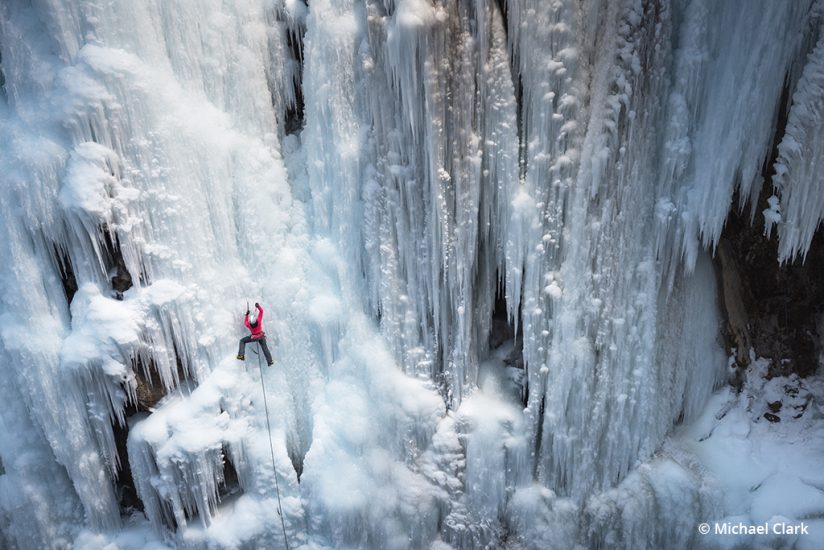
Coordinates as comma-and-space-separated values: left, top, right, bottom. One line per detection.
237, 302, 274, 366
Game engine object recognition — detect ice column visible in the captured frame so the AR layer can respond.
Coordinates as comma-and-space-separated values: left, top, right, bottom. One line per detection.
344, 0, 518, 404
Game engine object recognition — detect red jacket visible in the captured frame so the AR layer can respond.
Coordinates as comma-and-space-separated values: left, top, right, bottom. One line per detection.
245, 304, 265, 339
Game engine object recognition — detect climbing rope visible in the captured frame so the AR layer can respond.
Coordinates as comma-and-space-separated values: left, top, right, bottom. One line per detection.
256, 346, 291, 550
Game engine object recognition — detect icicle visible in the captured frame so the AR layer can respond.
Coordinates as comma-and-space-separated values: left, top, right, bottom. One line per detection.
770, 21, 824, 262
654, 0, 816, 269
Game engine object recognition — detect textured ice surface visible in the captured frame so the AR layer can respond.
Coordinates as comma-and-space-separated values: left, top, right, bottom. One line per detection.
2, 0, 824, 549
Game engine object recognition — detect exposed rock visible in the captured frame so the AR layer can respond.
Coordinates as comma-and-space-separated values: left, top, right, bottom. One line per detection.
54, 245, 78, 305
716, 237, 753, 370
113, 413, 142, 514
218, 446, 241, 499
763, 412, 781, 423
713, 70, 824, 381
134, 367, 168, 411
110, 251, 133, 294
101, 225, 133, 295
133, 355, 188, 411
489, 292, 516, 352
715, 187, 824, 380
749, 359, 814, 424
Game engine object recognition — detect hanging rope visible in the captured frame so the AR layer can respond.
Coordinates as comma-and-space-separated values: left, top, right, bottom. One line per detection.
256, 346, 291, 550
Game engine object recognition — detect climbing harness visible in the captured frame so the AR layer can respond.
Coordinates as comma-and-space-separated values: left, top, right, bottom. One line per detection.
255, 346, 291, 550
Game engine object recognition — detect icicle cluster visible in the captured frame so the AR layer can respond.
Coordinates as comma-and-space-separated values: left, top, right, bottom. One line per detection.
3, 0, 824, 548
0, 0, 302, 541
300, 0, 824, 541
303, 0, 520, 406
767, 17, 824, 262
127, 380, 248, 531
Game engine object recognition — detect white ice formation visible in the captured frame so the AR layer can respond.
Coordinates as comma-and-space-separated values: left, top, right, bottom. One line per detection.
1, 0, 823, 549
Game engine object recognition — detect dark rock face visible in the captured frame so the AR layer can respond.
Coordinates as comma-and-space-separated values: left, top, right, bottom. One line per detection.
218, 446, 241, 499
54, 245, 78, 304
714, 73, 823, 381
716, 238, 753, 371
134, 367, 169, 411
107, 236, 133, 296
133, 355, 188, 411
716, 189, 824, 381
111, 259, 133, 294
113, 413, 142, 514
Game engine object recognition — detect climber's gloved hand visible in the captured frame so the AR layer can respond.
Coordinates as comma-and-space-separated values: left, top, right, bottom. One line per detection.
255, 302, 260, 309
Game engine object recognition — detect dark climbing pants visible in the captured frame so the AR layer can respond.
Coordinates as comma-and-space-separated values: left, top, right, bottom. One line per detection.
238, 335, 273, 364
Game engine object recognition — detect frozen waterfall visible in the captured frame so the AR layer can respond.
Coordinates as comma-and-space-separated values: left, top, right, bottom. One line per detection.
1, 0, 824, 549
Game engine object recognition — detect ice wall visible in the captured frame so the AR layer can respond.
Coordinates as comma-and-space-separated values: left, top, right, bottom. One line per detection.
301, 0, 820, 505
2, 0, 824, 549
303, 0, 520, 406
0, 0, 305, 542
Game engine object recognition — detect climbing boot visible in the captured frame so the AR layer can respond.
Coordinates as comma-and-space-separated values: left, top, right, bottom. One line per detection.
267, 360, 274, 367
237, 354, 245, 361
